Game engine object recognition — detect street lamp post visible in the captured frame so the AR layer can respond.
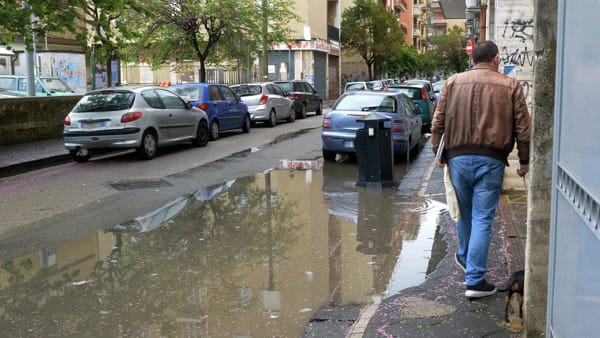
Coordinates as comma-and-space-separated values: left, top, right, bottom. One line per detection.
479, 0, 487, 42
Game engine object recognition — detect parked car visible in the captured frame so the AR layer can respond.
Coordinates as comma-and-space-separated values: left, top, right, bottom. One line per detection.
368, 80, 387, 91
273, 80, 323, 119
321, 91, 422, 162
344, 81, 373, 92
387, 84, 434, 133
0, 88, 23, 98
0, 75, 76, 96
402, 79, 437, 109
230, 82, 295, 127
63, 85, 210, 162
168, 83, 250, 140
432, 80, 445, 104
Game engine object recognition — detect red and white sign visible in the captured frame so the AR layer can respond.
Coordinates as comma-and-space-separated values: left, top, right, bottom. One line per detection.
466, 40, 473, 55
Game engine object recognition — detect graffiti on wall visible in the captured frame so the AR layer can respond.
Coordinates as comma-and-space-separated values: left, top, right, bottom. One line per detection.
500, 46, 536, 67
497, 2, 535, 107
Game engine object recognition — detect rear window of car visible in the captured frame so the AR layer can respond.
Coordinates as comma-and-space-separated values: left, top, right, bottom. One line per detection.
231, 85, 262, 96
170, 86, 202, 101
334, 94, 396, 112
392, 87, 422, 99
74, 91, 135, 112
345, 83, 365, 91
274, 82, 292, 92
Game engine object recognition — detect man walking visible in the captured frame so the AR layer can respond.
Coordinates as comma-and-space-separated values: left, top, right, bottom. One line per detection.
431, 41, 531, 298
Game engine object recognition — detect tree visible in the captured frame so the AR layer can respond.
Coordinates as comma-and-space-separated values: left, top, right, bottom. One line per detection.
427, 26, 469, 76
138, 0, 298, 83
341, 0, 405, 80
70, 0, 150, 87
384, 46, 423, 80
0, 0, 77, 51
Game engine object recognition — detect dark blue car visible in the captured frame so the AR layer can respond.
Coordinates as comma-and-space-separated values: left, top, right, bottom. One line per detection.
168, 83, 251, 140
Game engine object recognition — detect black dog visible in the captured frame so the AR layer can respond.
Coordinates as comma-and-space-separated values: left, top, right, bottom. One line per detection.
498, 270, 525, 322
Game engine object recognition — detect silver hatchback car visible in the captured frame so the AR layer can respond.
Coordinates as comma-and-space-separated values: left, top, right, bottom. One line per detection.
63, 85, 210, 162
230, 82, 295, 127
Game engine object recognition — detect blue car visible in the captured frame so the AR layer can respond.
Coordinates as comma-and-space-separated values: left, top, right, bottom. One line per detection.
168, 83, 251, 140
321, 91, 422, 162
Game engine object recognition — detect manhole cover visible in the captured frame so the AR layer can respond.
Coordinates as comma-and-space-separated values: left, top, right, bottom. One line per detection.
110, 178, 172, 191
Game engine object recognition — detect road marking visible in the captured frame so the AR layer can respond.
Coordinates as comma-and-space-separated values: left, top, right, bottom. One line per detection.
418, 158, 437, 197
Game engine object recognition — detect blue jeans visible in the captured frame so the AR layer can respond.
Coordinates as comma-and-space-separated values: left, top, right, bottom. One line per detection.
448, 155, 505, 286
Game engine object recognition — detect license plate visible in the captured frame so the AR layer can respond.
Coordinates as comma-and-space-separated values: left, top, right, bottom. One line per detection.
80, 121, 106, 128
344, 140, 354, 148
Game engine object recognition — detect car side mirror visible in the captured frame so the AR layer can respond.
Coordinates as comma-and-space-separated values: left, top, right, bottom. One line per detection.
185, 102, 193, 109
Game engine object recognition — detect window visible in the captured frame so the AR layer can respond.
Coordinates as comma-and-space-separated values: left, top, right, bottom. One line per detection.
141, 90, 164, 109
208, 85, 223, 100
157, 89, 186, 109
220, 86, 237, 101
269, 84, 284, 96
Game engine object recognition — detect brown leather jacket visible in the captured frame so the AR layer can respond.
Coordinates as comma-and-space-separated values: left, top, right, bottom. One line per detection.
431, 63, 531, 165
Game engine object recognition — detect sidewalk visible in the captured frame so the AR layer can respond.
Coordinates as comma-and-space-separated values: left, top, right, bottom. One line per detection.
0, 138, 70, 177
359, 141, 527, 337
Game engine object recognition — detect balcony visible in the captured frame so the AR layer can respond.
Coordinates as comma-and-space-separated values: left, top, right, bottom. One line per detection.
393, 0, 408, 11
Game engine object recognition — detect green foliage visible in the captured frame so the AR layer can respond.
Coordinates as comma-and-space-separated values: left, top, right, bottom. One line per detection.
341, 0, 405, 80
0, 0, 78, 51
384, 46, 423, 79
427, 26, 469, 76
136, 0, 300, 82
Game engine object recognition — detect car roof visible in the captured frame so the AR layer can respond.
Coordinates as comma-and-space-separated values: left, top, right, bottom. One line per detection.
168, 82, 225, 87
84, 85, 160, 94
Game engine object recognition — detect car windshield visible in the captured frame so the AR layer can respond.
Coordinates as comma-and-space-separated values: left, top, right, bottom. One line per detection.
74, 91, 135, 112
390, 87, 422, 99
170, 86, 201, 101
40, 78, 73, 92
334, 95, 395, 112
231, 85, 261, 96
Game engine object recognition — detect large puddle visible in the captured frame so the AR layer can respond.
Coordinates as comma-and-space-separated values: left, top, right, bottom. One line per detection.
0, 160, 446, 337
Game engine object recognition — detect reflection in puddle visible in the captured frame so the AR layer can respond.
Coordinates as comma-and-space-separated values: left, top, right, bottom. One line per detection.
0, 162, 445, 337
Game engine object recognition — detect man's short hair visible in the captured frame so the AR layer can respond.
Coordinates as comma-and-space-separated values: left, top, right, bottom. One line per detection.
472, 41, 499, 63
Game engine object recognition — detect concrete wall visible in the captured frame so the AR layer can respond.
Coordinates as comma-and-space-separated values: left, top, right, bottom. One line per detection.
0, 95, 81, 146
495, 0, 535, 109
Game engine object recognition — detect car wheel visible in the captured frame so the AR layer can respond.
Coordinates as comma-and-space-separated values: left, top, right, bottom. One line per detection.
69, 149, 90, 163
136, 130, 157, 160
193, 120, 210, 147
210, 120, 220, 141
268, 109, 277, 127
315, 101, 322, 115
287, 106, 296, 123
297, 103, 307, 119
322, 149, 336, 162
242, 114, 251, 133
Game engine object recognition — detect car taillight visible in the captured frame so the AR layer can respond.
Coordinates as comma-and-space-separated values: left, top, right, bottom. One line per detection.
288, 94, 298, 101
322, 114, 331, 129
258, 94, 268, 105
196, 102, 209, 110
392, 119, 405, 133
421, 88, 427, 100
64, 115, 71, 126
121, 111, 143, 123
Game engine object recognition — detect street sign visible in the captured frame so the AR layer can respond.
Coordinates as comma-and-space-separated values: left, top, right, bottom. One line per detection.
466, 40, 473, 55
